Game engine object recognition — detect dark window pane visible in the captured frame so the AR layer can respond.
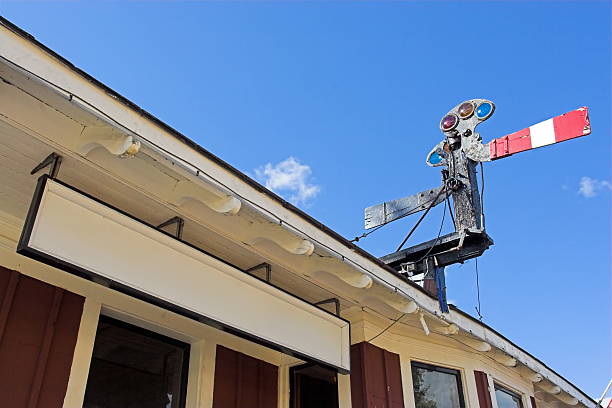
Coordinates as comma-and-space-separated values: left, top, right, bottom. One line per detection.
411, 362, 465, 408
495, 385, 523, 408
83, 316, 189, 408
290, 363, 339, 408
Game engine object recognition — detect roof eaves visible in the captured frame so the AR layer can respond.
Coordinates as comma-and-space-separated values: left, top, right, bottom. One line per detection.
0, 14, 430, 296
0, 15, 595, 406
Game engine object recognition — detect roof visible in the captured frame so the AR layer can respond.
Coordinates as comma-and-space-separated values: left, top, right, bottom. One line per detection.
0, 15, 596, 406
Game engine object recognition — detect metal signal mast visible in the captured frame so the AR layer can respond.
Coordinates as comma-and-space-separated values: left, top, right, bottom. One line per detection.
364, 99, 591, 310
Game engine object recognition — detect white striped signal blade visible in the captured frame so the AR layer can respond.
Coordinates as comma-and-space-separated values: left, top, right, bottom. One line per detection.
489, 107, 590, 160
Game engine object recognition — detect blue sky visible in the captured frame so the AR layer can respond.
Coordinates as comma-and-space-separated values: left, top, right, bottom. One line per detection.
2, 0, 609, 398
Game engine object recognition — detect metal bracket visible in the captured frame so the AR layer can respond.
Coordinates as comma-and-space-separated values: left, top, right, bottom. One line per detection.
245, 262, 272, 283
457, 229, 467, 249
386, 230, 493, 275
30, 153, 63, 179
314, 298, 341, 317
157, 216, 184, 239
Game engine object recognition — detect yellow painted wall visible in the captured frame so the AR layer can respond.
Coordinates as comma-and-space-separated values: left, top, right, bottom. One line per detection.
348, 308, 536, 408
0, 225, 535, 408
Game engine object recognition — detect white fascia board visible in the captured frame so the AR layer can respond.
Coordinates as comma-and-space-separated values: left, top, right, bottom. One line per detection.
0, 23, 594, 407
18, 177, 350, 372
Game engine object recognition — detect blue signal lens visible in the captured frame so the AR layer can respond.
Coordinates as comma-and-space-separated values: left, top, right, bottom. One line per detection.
476, 102, 493, 119
429, 151, 443, 164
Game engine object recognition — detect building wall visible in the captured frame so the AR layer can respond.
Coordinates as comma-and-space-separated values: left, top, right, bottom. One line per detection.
0, 240, 538, 408
0, 240, 347, 408
348, 309, 537, 408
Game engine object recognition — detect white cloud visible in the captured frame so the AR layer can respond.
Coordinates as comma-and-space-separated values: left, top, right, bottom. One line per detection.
578, 177, 612, 198
255, 157, 321, 205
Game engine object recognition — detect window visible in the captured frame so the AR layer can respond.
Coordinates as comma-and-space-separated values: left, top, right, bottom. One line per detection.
411, 361, 465, 408
290, 363, 339, 408
83, 316, 190, 408
495, 384, 523, 408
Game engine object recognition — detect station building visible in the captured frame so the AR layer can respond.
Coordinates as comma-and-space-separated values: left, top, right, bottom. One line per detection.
0, 17, 596, 408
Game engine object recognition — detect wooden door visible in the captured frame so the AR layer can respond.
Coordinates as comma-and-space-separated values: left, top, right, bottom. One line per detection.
212, 345, 278, 408
0, 266, 84, 408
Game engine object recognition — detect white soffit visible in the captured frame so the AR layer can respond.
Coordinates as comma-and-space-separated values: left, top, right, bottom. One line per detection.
18, 177, 350, 372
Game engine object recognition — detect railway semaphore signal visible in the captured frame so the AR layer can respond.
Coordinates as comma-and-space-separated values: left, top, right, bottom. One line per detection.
364, 100, 591, 311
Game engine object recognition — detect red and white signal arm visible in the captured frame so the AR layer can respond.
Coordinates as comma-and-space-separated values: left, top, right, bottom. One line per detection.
489, 107, 590, 160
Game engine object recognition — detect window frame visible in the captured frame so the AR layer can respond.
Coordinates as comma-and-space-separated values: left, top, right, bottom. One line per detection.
410, 360, 467, 408
289, 362, 339, 408
494, 383, 524, 408
85, 314, 191, 408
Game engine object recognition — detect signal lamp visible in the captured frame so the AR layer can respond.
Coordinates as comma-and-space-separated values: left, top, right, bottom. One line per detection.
476, 102, 494, 120
441, 114, 458, 132
458, 102, 475, 119
429, 151, 443, 165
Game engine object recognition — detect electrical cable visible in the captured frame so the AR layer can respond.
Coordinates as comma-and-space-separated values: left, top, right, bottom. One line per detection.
367, 312, 407, 343
396, 187, 446, 252
362, 305, 516, 374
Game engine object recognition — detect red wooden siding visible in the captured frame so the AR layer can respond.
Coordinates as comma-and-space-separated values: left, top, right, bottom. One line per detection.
474, 371, 493, 408
350, 342, 405, 408
212, 345, 278, 408
0, 266, 84, 408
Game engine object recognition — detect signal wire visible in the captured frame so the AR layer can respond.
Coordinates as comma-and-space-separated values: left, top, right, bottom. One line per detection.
350, 192, 443, 243
479, 162, 485, 229
395, 187, 446, 251
474, 162, 485, 321
367, 199, 449, 342
411, 197, 447, 264
474, 258, 483, 321
446, 194, 455, 227
350, 224, 384, 242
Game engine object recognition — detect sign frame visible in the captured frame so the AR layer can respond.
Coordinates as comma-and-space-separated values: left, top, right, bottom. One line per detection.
18, 176, 350, 373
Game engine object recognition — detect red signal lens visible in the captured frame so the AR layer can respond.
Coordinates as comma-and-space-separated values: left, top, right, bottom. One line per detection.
441, 114, 458, 131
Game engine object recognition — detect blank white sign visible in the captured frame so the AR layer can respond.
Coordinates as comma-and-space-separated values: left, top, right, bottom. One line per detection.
20, 178, 350, 371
